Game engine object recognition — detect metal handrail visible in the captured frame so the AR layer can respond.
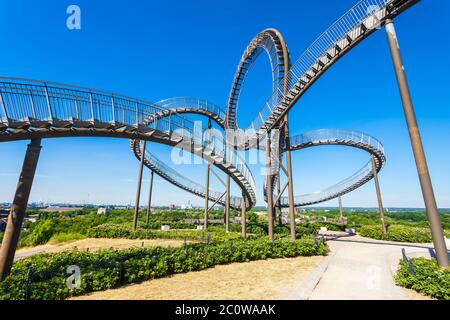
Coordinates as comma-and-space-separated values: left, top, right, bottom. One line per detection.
0, 78, 257, 206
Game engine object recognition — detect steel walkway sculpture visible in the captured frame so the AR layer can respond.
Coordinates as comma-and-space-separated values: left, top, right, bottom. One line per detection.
5, 0, 447, 280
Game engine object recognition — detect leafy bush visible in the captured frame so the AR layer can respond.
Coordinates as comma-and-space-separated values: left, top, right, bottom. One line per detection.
86, 224, 243, 241
25, 219, 55, 246
395, 258, 450, 300
358, 225, 434, 243
0, 237, 329, 300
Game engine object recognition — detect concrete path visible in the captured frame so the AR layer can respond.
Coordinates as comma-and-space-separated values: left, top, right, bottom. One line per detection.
293, 232, 439, 300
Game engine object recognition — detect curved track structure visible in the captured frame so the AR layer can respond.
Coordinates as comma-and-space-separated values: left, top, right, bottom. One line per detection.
227, 0, 418, 148
127, 0, 416, 209
265, 129, 385, 206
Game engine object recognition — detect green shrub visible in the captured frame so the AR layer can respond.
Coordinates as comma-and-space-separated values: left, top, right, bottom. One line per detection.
358, 225, 433, 243
395, 258, 450, 300
48, 233, 86, 244
25, 219, 55, 246
86, 224, 243, 242
0, 237, 329, 300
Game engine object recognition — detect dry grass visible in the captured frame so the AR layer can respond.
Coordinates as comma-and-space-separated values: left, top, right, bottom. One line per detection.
16, 238, 189, 257
70, 255, 324, 300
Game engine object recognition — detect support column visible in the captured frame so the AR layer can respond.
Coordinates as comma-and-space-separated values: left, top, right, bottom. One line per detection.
0, 138, 42, 281
371, 156, 387, 235
385, 19, 448, 267
284, 114, 296, 240
277, 173, 282, 225
225, 175, 230, 232
266, 134, 274, 241
241, 192, 246, 238
204, 119, 212, 230
338, 196, 344, 225
145, 170, 154, 225
133, 140, 146, 231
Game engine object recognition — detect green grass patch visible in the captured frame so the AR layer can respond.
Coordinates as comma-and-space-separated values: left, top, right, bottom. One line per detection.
48, 233, 86, 244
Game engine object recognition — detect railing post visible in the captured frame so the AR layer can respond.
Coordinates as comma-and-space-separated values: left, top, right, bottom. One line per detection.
0, 90, 9, 123
111, 96, 115, 124
89, 91, 95, 122
29, 90, 36, 120
44, 84, 53, 121
385, 19, 448, 267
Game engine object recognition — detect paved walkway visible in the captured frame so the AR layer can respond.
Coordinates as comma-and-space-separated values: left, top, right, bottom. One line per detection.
292, 232, 440, 300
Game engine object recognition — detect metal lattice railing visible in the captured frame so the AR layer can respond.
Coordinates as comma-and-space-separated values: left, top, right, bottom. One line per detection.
0, 77, 256, 206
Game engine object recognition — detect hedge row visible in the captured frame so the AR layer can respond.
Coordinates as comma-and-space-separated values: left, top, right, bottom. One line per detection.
395, 257, 450, 300
0, 237, 329, 300
358, 225, 434, 243
86, 224, 243, 241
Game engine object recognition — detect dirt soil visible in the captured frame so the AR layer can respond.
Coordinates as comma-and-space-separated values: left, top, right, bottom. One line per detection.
70, 256, 324, 300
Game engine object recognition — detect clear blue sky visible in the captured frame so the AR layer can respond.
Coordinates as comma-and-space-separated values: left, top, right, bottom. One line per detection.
0, 0, 449, 208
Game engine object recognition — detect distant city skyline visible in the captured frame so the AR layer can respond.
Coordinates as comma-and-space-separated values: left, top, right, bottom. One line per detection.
0, 1, 449, 208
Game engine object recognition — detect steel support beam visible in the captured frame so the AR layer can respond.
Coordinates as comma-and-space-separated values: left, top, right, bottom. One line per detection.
133, 140, 146, 231
338, 196, 344, 225
225, 175, 230, 232
284, 114, 296, 240
204, 118, 212, 229
277, 173, 282, 225
266, 134, 274, 241
0, 138, 42, 281
204, 163, 210, 229
145, 170, 154, 225
385, 19, 449, 267
371, 156, 387, 235
241, 192, 246, 238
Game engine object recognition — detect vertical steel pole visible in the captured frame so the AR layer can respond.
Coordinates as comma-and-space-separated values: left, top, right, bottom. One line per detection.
338, 196, 344, 225
225, 175, 230, 232
266, 134, 274, 241
0, 138, 42, 281
385, 19, 448, 267
284, 114, 296, 240
241, 192, 246, 238
204, 118, 212, 229
133, 140, 146, 231
371, 156, 387, 235
277, 172, 282, 225
145, 170, 154, 225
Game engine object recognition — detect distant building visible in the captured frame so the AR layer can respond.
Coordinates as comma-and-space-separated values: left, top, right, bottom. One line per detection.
97, 207, 110, 216
169, 204, 176, 209
181, 201, 193, 210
